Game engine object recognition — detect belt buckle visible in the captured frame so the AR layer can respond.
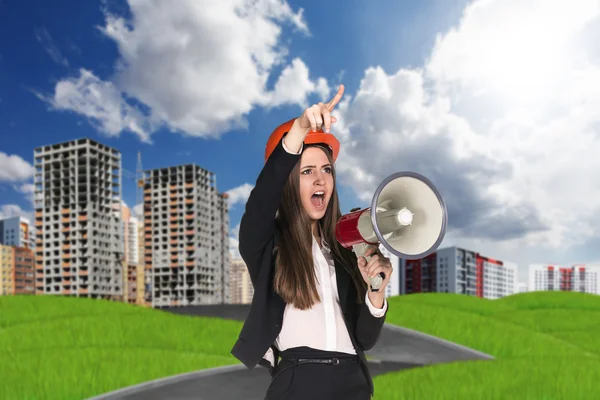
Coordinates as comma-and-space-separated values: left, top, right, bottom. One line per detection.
331, 358, 339, 365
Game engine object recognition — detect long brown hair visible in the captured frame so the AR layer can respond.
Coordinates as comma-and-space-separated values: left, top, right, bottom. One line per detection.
273, 143, 367, 310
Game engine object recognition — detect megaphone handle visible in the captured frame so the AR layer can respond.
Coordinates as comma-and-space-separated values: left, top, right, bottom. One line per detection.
352, 243, 385, 292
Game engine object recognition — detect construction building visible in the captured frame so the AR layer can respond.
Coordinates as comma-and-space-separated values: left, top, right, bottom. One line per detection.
33, 138, 124, 299
0, 244, 36, 295
401, 246, 517, 299
0, 216, 36, 250
142, 164, 230, 307
528, 264, 600, 294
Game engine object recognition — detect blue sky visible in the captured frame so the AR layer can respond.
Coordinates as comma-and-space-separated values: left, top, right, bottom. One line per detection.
0, 0, 467, 223
2, 0, 600, 284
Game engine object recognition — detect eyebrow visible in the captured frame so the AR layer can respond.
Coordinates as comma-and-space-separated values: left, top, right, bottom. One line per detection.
301, 163, 332, 169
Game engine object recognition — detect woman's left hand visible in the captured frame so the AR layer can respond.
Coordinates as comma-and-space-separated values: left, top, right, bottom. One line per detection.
357, 245, 393, 291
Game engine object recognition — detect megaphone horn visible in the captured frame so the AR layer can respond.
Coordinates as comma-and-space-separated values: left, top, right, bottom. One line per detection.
335, 171, 448, 292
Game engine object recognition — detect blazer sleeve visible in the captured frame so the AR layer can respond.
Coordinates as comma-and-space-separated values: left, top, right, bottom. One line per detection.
238, 132, 302, 284
354, 296, 388, 351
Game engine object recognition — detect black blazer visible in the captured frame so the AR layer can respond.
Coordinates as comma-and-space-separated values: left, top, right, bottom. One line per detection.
230, 134, 388, 396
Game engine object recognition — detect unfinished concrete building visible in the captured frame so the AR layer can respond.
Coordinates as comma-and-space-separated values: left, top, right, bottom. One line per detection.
142, 164, 230, 307
33, 138, 124, 299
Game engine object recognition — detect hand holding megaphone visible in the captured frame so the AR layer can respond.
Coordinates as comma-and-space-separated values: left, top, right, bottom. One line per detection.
356, 243, 392, 292
335, 171, 448, 292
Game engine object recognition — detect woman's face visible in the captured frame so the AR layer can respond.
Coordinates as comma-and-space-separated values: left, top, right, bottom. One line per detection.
298, 147, 334, 222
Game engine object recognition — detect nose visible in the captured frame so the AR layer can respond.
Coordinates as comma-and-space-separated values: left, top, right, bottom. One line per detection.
314, 171, 326, 185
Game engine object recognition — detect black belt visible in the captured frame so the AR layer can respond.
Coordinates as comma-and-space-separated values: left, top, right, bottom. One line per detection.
298, 357, 356, 365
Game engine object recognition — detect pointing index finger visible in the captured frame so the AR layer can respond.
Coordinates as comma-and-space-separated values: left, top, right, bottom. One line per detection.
326, 84, 345, 111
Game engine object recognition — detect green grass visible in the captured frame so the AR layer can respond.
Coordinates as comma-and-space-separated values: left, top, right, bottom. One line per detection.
3, 291, 600, 399
0, 295, 243, 400
374, 291, 600, 399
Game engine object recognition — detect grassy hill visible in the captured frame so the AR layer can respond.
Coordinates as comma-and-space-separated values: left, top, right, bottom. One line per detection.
2, 291, 600, 399
374, 291, 600, 399
0, 295, 243, 399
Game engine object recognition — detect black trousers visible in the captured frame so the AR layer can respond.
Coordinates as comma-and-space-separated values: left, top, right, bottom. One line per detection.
264, 346, 371, 400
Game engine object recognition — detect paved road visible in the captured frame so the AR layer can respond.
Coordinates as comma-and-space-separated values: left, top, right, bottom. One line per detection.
160, 304, 493, 365
89, 304, 492, 399
99, 360, 418, 400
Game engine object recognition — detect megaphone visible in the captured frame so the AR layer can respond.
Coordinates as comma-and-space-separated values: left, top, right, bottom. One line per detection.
335, 171, 447, 292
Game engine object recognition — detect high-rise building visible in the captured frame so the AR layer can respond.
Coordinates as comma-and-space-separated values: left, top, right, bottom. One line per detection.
403, 252, 439, 295
0, 245, 14, 295
121, 202, 142, 304
136, 218, 146, 305
229, 257, 253, 304
120, 202, 140, 266
33, 138, 124, 299
0, 216, 36, 250
401, 246, 517, 299
0, 244, 35, 295
142, 164, 229, 307
528, 264, 600, 294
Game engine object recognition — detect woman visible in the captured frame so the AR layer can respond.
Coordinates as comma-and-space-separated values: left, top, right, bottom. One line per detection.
230, 84, 393, 400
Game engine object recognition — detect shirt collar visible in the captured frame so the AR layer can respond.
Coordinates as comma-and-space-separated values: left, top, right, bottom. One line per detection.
313, 224, 331, 253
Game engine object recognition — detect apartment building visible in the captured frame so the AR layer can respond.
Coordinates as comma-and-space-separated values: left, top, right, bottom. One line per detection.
0, 216, 36, 250
402, 246, 517, 299
528, 264, 600, 294
403, 252, 439, 294
33, 138, 124, 299
0, 244, 35, 295
229, 257, 253, 304
121, 202, 143, 304
121, 202, 139, 265
0, 245, 13, 295
142, 164, 230, 307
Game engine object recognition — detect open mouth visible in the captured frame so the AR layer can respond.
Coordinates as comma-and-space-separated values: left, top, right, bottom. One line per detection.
311, 191, 325, 209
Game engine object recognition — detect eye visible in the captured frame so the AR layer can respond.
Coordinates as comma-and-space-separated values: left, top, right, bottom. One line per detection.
301, 169, 311, 174
324, 167, 332, 173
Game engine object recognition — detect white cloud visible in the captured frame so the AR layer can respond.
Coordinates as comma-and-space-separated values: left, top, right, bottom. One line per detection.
0, 152, 35, 182
13, 183, 35, 207
35, 26, 69, 67
261, 58, 331, 108
332, 0, 600, 282
226, 183, 254, 208
0, 204, 33, 222
229, 222, 241, 260
41, 0, 328, 140
37, 69, 151, 143
133, 203, 143, 219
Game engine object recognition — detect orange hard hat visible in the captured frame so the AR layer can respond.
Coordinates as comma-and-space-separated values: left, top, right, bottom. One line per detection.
265, 118, 340, 163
